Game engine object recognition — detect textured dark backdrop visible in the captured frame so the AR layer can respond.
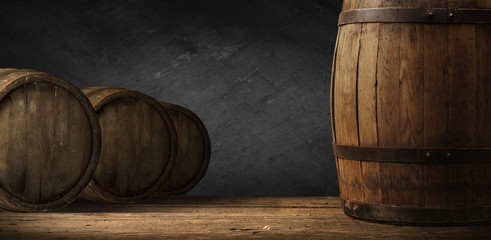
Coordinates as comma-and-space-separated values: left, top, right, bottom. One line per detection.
0, 0, 342, 196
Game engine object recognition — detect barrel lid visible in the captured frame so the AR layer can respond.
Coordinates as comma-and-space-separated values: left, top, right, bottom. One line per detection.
0, 69, 101, 212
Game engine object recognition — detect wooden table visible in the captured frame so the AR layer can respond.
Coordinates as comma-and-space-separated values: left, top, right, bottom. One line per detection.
0, 197, 489, 239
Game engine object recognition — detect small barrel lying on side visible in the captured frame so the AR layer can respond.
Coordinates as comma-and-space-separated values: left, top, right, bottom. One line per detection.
0, 68, 101, 212
155, 103, 211, 197
80, 87, 177, 204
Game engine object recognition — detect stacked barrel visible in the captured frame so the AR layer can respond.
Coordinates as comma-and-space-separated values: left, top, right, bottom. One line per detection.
0, 68, 210, 211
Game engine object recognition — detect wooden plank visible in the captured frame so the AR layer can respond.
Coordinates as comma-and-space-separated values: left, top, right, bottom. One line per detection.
448, 0, 479, 8
356, 0, 382, 8
357, 23, 381, 205
127, 100, 144, 195
25, 83, 42, 202
398, 23, 425, 207
472, 162, 491, 206
380, 163, 425, 206
334, 24, 360, 147
7, 86, 28, 202
398, 24, 424, 148
473, 22, 491, 205
422, 0, 449, 208
376, 24, 400, 148
340, 159, 364, 202
336, 158, 347, 200
357, 23, 379, 149
376, 23, 400, 206
381, 0, 424, 7
0, 197, 490, 240
341, 0, 353, 11
446, 24, 477, 207
425, 0, 447, 7
116, 99, 132, 196
94, 102, 119, 194
423, 24, 449, 207
468, 0, 490, 206
330, 5, 348, 203
475, 25, 491, 147
48, 83, 71, 199
330, 29, 340, 144
422, 28, 449, 146
26, 82, 50, 203
333, 23, 363, 203
376, 22, 425, 207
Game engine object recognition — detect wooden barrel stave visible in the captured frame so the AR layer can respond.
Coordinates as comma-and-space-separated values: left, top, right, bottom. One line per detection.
332, 0, 491, 224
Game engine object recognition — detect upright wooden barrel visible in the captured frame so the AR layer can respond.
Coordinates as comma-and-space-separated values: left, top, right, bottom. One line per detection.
0, 68, 101, 212
331, 1, 491, 225
81, 87, 177, 204
155, 103, 211, 196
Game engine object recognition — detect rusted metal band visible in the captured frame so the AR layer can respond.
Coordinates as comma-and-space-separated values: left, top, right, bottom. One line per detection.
338, 8, 491, 26
341, 198, 491, 226
333, 144, 491, 163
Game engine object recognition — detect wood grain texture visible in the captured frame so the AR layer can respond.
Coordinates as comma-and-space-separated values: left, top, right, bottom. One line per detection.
474, 18, 491, 206
422, 24, 449, 208
81, 87, 177, 204
332, 0, 491, 223
357, 23, 379, 148
334, 23, 363, 203
387, 23, 424, 207
156, 103, 211, 197
0, 197, 490, 240
0, 69, 100, 212
447, 24, 477, 208
357, 23, 381, 205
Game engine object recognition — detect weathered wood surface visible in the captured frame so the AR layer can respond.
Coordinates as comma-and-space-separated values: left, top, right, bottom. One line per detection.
0, 69, 100, 212
0, 197, 489, 239
331, 0, 491, 223
156, 103, 211, 196
81, 87, 177, 204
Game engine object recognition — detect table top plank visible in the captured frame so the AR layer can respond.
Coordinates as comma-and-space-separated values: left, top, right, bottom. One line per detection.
0, 197, 489, 239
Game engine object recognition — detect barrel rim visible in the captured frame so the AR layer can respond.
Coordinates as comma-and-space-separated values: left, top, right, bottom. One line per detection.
83, 87, 178, 203
0, 69, 101, 212
155, 102, 211, 197
341, 198, 491, 226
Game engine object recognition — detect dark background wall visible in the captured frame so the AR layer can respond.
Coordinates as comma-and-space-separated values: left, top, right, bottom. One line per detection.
0, 0, 342, 196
